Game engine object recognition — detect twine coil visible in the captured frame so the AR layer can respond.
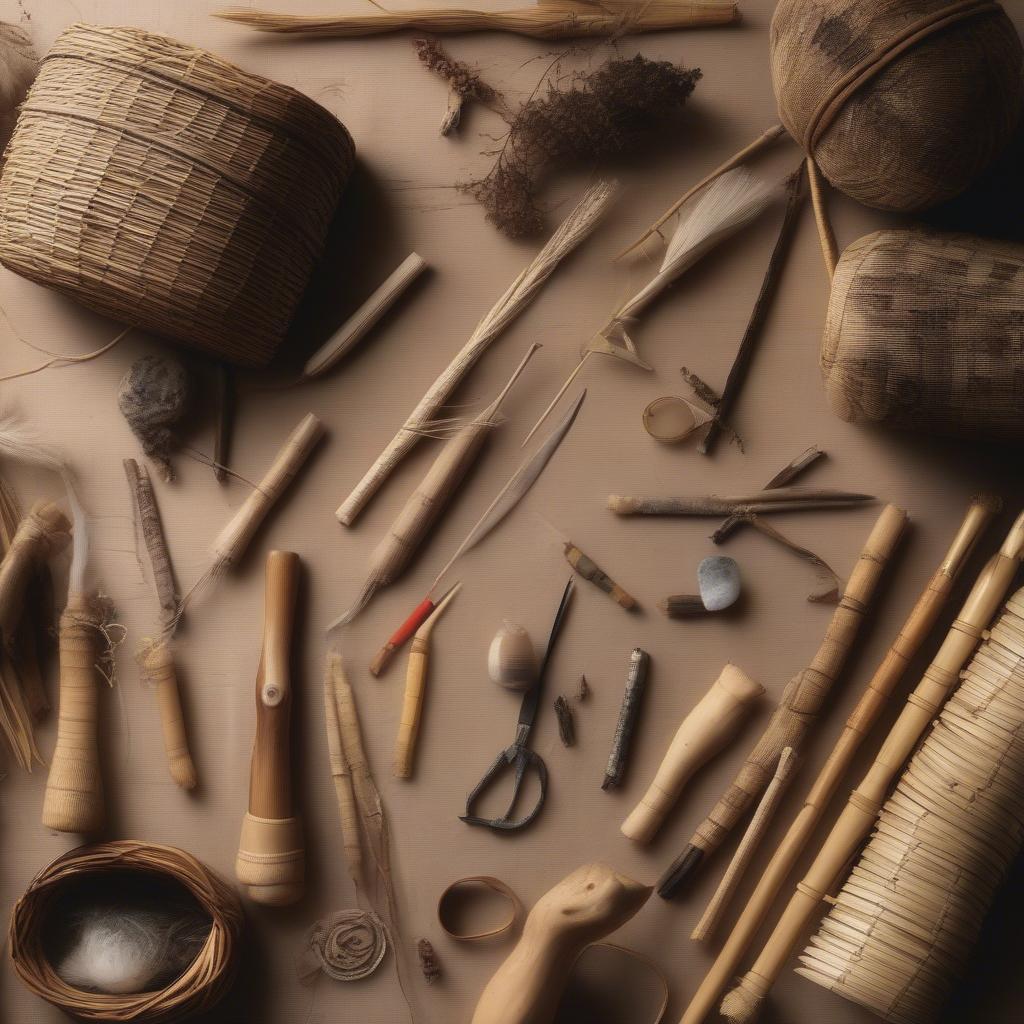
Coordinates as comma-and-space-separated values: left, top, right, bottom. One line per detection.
9, 841, 243, 1023
300, 910, 388, 983
798, 587, 1024, 1023
0, 24, 354, 367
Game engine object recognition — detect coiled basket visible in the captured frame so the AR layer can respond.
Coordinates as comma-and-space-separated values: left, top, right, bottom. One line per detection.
9, 841, 244, 1023
0, 23, 354, 367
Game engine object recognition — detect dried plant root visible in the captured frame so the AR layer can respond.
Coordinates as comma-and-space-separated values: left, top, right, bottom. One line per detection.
466, 55, 700, 237
124, 459, 177, 624
414, 37, 501, 135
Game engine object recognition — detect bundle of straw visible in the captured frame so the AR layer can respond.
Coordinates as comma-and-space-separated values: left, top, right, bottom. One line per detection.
335, 180, 616, 526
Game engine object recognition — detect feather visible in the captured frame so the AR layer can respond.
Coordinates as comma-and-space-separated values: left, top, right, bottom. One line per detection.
430, 389, 586, 588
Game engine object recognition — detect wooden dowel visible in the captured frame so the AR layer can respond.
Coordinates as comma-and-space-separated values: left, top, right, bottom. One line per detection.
236, 551, 304, 906
713, 498, 1013, 1024
677, 494, 1000, 1024
303, 253, 428, 379
139, 640, 197, 791
691, 747, 797, 943
660, 504, 907, 896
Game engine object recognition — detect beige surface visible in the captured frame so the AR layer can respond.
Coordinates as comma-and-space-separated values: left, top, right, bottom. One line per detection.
2, 2, 1024, 1023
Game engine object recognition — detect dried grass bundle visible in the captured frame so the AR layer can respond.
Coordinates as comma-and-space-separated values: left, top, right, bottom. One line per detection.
468, 55, 700, 237
336, 181, 616, 526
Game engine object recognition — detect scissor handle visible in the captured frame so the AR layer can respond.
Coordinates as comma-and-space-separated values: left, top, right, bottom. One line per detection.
460, 744, 548, 832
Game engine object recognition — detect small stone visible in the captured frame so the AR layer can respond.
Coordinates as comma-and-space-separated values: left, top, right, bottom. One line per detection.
697, 556, 741, 611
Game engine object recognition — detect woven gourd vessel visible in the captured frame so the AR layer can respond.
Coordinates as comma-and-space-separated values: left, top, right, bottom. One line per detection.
0, 24, 354, 367
821, 228, 1024, 443
770, 0, 1023, 212
798, 587, 1024, 1023
9, 841, 243, 1023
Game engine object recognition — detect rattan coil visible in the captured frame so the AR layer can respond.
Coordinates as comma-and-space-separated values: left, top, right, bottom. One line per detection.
0, 23, 354, 367
9, 840, 244, 1023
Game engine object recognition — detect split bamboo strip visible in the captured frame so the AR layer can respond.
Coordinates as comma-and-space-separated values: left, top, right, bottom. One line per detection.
608, 488, 873, 517
691, 747, 797, 943
659, 504, 907, 896
797, 587, 1024, 1023
711, 499, 1016, 1024
336, 181, 616, 526
216, 2, 741, 40
324, 656, 365, 893
303, 253, 427, 380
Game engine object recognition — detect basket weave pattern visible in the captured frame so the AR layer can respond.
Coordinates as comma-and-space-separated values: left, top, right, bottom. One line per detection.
9, 840, 244, 1023
0, 23, 354, 367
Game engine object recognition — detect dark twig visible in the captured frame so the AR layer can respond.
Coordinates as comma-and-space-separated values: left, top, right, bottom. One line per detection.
554, 695, 576, 747
699, 165, 807, 455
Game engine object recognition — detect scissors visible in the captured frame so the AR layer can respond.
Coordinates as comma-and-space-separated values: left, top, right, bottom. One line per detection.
461, 578, 575, 832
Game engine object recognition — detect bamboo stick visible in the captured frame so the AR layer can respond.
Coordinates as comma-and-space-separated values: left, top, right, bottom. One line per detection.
217, 2, 741, 40
691, 747, 797, 943
394, 583, 460, 779
621, 665, 763, 843
211, 413, 324, 573
609, 488, 873, 517
676, 495, 998, 1024
715, 499, 1016, 1024
660, 504, 907, 898
303, 253, 428, 380
236, 551, 304, 906
336, 181, 616, 526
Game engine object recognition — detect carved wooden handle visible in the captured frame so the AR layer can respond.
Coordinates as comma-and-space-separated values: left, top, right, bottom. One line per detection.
621, 664, 763, 844
236, 550, 304, 905
41, 594, 104, 833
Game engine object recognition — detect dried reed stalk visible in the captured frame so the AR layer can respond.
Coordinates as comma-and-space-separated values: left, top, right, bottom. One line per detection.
608, 488, 872, 517
216, 2, 740, 40
660, 504, 907, 896
708, 498, 1010, 1024
335, 181, 616, 526
124, 460, 176, 623
331, 344, 537, 627
691, 747, 797, 943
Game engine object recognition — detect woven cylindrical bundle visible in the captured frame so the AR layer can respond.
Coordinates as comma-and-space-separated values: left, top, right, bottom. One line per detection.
9, 840, 243, 1023
770, 0, 1023, 212
0, 24, 354, 367
797, 587, 1024, 1024
821, 229, 1024, 443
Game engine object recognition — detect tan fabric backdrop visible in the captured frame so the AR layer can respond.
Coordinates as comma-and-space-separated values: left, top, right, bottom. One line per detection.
2, 1, 1024, 1022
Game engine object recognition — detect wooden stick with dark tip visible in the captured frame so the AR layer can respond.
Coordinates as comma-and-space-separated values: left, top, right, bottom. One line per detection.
236, 550, 304, 906
563, 540, 637, 610
699, 167, 806, 455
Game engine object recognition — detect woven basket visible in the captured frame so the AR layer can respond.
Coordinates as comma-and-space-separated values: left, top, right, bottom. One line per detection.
821, 228, 1024, 443
9, 840, 244, 1023
0, 23, 354, 367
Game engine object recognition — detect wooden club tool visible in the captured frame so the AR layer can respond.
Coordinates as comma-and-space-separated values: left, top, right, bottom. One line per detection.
236, 550, 304, 906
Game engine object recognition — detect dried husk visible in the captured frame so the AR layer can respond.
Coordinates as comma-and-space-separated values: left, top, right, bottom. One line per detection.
798, 587, 1024, 1024
821, 229, 1024, 443
770, 0, 1024, 212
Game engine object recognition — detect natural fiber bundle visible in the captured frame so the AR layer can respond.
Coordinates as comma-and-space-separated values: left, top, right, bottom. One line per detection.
798, 587, 1024, 1023
821, 228, 1024, 442
770, 0, 1023, 212
0, 23, 354, 367
9, 841, 243, 1023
